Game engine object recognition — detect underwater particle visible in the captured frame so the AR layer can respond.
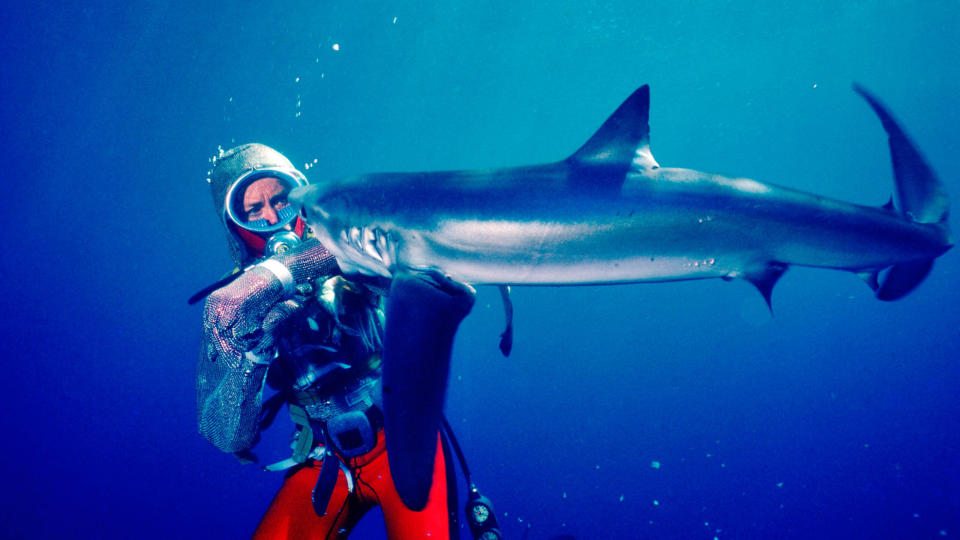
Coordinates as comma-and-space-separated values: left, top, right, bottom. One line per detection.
864, 443, 870, 448
562, 491, 567, 499
653, 500, 659, 506
705, 522, 709, 527
595, 464, 600, 470
777, 482, 783, 488
393, 16, 398, 24
295, 77, 300, 83
706, 453, 712, 458
650, 460, 661, 469
913, 513, 920, 518
332, 43, 340, 51
619, 494, 624, 502
721, 463, 726, 468
940, 531, 947, 536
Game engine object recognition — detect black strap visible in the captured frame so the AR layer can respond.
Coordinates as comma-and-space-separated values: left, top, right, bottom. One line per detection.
310, 421, 341, 517
440, 415, 471, 483
187, 267, 248, 305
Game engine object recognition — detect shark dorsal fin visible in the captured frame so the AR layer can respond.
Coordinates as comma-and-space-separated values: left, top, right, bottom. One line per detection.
568, 84, 658, 171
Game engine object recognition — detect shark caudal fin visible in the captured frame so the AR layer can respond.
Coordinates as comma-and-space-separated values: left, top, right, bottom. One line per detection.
567, 84, 659, 174
854, 85, 952, 300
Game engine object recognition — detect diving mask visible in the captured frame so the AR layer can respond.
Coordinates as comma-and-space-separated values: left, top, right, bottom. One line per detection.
224, 168, 307, 234
225, 168, 310, 256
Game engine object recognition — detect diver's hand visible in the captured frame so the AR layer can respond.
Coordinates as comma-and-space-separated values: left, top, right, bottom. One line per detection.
201, 239, 339, 366
252, 299, 303, 359
203, 265, 288, 365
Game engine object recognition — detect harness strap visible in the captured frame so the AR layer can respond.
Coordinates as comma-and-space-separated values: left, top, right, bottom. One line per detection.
310, 421, 342, 517
287, 404, 315, 464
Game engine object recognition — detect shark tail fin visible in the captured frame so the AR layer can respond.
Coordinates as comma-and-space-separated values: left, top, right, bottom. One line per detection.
854, 84, 952, 301
568, 84, 658, 171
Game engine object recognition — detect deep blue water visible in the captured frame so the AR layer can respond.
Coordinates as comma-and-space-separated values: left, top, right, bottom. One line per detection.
3, 2, 959, 538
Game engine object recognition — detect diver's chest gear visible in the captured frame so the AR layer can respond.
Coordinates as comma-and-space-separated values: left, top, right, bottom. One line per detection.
269, 276, 385, 392
291, 359, 382, 420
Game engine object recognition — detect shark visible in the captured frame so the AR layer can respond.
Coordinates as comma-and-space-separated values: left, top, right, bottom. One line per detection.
291, 84, 952, 510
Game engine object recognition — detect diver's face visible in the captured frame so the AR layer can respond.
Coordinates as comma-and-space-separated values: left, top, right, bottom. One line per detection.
242, 177, 290, 225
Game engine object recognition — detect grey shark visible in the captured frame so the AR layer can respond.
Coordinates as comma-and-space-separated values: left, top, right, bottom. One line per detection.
290, 84, 952, 511
293, 85, 950, 303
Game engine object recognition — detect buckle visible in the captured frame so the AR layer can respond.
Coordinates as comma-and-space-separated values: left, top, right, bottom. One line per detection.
326, 410, 376, 458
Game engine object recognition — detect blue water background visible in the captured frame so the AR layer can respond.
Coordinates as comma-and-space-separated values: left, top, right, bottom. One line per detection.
2, 2, 959, 538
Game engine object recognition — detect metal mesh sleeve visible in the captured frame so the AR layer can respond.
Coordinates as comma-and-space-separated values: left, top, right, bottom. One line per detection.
196, 239, 339, 453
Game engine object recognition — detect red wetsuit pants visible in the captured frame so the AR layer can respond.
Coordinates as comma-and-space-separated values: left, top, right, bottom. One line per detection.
253, 430, 458, 539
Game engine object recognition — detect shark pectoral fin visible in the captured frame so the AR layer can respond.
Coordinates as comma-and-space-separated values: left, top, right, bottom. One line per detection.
744, 263, 788, 313
382, 271, 476, 510
877, 259, 934, 301
498, 285, 513, 357
855, 270, 881, 292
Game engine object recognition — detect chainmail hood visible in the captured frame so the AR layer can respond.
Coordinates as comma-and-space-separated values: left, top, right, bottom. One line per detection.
209, 143, 306, 267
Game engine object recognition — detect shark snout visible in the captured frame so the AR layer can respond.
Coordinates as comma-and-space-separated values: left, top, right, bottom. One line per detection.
290, 185, 330, 220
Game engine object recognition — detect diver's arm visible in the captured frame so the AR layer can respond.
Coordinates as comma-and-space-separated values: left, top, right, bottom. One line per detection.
196, 239, 339, 453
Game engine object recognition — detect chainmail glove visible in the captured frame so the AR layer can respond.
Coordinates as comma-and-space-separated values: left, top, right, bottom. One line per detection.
197, 238, 338, 452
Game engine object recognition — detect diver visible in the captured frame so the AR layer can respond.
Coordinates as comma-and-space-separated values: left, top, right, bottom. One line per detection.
195, 143, 472, 539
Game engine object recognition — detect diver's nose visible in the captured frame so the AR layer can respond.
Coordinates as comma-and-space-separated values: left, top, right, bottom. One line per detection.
263, 206, 279, 225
